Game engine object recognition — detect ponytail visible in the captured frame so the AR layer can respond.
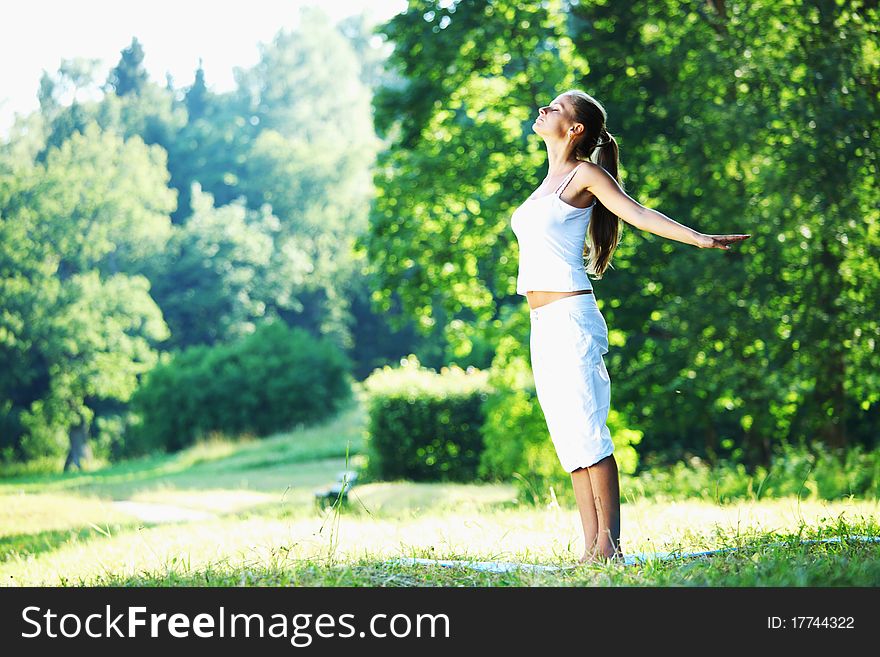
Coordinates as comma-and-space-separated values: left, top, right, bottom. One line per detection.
564, 89, 624, 279
584, 130, 623, 279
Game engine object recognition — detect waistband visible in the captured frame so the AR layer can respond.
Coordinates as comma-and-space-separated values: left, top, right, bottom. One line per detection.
529, 291, 598, 321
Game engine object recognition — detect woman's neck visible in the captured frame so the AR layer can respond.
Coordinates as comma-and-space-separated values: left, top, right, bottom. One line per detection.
544, 142, 580, 176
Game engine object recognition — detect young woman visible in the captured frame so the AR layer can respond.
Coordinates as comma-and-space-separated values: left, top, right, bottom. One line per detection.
510, 89, 750, 565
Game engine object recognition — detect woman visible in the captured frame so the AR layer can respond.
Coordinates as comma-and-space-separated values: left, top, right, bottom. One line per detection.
510, 90, 750, 565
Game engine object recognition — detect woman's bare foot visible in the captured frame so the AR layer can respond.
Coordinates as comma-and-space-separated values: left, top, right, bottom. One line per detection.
579, 549, 626, 565
579, 550, 604, 565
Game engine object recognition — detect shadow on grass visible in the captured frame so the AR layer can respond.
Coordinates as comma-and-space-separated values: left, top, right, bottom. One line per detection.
0, 521, 148, 563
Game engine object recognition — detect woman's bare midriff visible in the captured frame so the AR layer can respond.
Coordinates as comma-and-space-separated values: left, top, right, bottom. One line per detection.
526, 289, 592, 310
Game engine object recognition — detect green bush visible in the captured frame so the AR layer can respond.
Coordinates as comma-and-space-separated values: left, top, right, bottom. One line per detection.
128, 320, 353, 454
16, 398, 70, 461
479, 335, 642, 505
90, 412, 129, 461
362, 355, 492, 482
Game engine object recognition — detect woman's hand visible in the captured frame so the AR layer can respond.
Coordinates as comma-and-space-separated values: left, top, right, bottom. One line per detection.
698, 233, 751, 250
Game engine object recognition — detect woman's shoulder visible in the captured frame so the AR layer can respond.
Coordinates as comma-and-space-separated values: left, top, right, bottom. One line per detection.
575, 160, 602, 177
571, 161, 603, 194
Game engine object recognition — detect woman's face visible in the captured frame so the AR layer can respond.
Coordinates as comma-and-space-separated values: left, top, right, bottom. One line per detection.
533, 94, 577, 140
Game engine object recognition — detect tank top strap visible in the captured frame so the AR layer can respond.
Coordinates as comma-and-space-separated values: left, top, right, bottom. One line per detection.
554, 162, 584, 196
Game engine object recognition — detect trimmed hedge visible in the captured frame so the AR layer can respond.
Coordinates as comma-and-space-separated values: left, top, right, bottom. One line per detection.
362, 356, 492, 482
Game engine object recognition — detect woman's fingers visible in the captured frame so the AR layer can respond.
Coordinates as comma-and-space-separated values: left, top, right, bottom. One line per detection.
710, 234, 751, 249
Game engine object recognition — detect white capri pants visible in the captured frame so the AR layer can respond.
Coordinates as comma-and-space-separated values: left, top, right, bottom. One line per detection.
529, 292, 614, 472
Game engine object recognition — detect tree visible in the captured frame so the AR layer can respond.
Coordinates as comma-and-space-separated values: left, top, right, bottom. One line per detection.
362, 0, 880, 463
37, 57, 103, 159
360, 0, 584, 346
185, 59, 209, 120
142, 184, 278, 350
0, 122, 175, 467
106, 36, 150, 97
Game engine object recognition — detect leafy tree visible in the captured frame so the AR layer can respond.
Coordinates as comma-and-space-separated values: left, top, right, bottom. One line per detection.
142, 184, 279, 349
361, 0, 585, 353
0, 122, 174, 467
19, 271, 169, 468
336, 11, 400, 91
185, 58, 209, 120
364, 0, 879, 463
37, 57, 103, 159
1, 6, 435, 461
227, 6, 382, 347
36, 54, 186, 171
106, 36, 149, 97
560, 0, 880, 459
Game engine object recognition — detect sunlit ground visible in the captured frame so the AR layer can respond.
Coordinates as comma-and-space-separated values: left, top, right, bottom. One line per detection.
2, 403, 878, 586
3, 484, 878, 586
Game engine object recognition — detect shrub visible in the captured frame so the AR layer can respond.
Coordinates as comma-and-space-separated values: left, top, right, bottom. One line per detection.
362, 355, 492, 482
128, 319, 353, 454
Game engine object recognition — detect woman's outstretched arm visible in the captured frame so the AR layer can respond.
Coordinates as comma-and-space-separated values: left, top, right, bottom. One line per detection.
581, 162, 751, 250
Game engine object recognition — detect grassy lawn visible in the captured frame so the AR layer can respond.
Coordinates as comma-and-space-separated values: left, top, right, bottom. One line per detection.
2, 399, 878, 587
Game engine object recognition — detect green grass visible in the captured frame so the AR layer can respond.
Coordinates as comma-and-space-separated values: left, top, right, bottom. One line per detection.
1, 398, 879, 586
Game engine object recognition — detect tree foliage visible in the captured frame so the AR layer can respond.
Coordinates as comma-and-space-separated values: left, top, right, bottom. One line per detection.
362, 0, 879, 462
0, 7, 414, 465
0, 124, 173, 462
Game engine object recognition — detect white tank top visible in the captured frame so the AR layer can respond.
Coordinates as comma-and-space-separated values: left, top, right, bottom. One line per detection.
510, 162, 596, 296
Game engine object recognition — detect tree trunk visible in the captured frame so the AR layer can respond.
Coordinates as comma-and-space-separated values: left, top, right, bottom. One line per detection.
64, 419, 92, 471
